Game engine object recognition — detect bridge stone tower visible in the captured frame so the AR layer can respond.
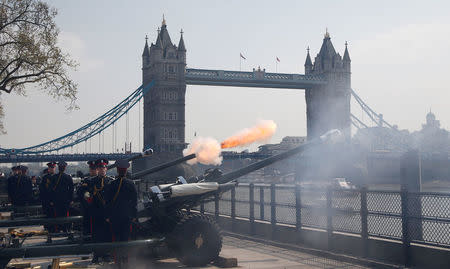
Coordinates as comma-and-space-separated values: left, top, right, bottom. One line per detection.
304, 31, 351, 140
142, 18, 187, 153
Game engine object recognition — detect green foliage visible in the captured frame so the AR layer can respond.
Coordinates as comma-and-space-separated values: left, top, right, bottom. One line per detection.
0, 0, 78, 133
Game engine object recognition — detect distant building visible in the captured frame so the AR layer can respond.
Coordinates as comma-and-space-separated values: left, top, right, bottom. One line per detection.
353, 126, 410, 152
411, 111, 449, 154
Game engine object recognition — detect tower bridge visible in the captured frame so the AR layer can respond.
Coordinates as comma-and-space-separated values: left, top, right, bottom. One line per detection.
0, 18, 395, 162
142, 20, 351, 153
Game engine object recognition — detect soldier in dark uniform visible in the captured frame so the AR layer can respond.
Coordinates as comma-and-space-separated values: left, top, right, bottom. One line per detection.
89, 159, 113, 263
52, 161, 74, 231
76, 160, 97, 235
39, 162, 57, 232
7, 165, 33, 206
105, 159, 137, 266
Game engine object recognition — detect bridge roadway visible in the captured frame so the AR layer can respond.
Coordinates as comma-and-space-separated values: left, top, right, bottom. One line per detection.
0, 152, 271, 163
185, 68, 327, 89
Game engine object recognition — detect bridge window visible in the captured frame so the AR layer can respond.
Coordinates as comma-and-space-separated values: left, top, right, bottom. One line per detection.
163, 112, 178, 120
162, 91, 178, 101
168, 66, 175, 73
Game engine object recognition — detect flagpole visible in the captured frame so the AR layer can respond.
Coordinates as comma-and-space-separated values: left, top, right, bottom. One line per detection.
240, 55, 241, 71
276, 60, 278, 73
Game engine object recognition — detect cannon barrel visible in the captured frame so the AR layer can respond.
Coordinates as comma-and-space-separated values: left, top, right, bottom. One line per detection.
107, 148, 153, 170
131, 153, 196, 179
0, 205, 42, 213
0, 216, 82, 227
216, 129, 342, 184
0, 239, 162, 259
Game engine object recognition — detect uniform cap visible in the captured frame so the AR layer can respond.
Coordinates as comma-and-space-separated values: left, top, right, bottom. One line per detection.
95, 159, 109, 168
57, 161, 67, 167
19, 165, 28, 172
87, 160, 96, 168
47, 162, 57, 167
114, 159, 130, 169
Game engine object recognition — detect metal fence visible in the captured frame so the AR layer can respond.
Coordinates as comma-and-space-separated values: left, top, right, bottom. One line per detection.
193, 183, 450, 257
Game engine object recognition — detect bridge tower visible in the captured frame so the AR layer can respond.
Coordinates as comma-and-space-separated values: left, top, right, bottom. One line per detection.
304, 31, 351, 140
142, 17, 187, 153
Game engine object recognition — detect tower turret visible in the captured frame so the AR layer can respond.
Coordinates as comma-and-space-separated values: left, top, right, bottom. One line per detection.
305, 30, 351, 140
142, 16, 187, 153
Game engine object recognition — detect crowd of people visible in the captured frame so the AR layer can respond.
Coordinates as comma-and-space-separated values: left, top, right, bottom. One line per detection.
6, 158, 138, 265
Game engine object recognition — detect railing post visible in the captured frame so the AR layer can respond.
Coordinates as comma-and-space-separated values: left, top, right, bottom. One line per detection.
260, 186, 265, 221
145, 181, 149, 192
214, 193, 220, 221
231, 185, 236, 232
326, 187, 333, 250
295, 184, 302, 232
401, 187, 411, 268
249, 183, 255, 235
360, 186, 369, 257
270, 183, 276, 238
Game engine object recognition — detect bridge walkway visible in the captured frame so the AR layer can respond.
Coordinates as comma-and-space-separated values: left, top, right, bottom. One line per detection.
4, 230, 391, 269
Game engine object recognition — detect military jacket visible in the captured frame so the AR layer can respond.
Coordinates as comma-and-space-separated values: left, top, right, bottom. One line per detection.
105, 176, 137, 219
51, 172, 74, 207
87, 175, 113, 212
7, 174, 32, 205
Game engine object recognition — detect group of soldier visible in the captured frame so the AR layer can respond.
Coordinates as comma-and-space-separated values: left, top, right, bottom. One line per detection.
6, 158, 138, 265
7, 165, 33, 206
77, 158, 137, 264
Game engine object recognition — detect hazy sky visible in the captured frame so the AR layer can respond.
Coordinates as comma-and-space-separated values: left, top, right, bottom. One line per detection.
1, 0, 450, 153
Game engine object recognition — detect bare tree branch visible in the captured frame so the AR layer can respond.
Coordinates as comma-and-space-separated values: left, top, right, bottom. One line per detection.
0, 0, 78, 133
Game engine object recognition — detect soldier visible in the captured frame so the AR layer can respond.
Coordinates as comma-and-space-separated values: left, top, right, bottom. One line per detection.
52, 161, 74, 231
76, 160, 97, 235
105, 159, 137, 266
39, 162, 57, 232
30, 176, 40, 205
89, 158, 113, 263
7, 165, 33, 206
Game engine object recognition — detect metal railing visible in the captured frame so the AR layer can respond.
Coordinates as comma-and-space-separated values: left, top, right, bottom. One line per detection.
189, 183, 450, 266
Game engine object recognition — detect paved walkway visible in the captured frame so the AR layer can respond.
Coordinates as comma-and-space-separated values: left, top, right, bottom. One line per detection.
6, 233, 372, 269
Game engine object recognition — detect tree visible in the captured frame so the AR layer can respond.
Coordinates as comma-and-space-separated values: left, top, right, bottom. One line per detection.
0, 0, 78, 134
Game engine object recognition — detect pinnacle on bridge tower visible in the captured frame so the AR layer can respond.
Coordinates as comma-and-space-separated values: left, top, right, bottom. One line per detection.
142, 17, 187, 154
304, 46, 313, 74
142, 35, 150, 67
304, 30, 351, 140
343, 41, 351, 71
178, 29, 186, 52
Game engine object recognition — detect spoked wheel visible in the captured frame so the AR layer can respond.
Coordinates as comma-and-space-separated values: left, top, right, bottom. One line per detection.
168, 214, 222, 267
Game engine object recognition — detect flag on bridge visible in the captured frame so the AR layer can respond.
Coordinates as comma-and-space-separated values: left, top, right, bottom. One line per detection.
240, 53, 246, 60
276, 57, 280, 62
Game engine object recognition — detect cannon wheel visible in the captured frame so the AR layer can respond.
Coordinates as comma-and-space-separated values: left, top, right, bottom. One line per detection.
168, 214, 222, 267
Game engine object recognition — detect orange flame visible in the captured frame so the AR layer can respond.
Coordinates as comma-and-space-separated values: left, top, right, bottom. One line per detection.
221, 120, 277, 149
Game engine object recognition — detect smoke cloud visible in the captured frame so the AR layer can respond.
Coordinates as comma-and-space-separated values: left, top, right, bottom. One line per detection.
183, 137, 223, 165
221, 120, 277, 149
184, 120, 277, 166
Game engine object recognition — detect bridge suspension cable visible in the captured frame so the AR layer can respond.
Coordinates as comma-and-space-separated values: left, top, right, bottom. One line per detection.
351, 89, 395, 129
0, 81, 155, 155
351, 89, 410, 151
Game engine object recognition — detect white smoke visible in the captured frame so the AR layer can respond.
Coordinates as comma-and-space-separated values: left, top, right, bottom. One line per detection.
183, 137, 223, 165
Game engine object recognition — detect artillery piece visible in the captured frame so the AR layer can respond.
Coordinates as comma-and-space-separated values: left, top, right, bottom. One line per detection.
0, 130, 343, 267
